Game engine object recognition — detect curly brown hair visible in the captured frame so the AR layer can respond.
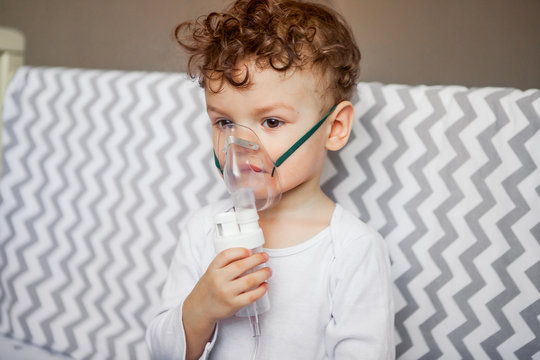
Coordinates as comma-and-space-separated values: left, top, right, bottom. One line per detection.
174, 0, 361, 105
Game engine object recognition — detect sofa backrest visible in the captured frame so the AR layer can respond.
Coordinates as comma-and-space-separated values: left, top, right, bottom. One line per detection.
1, 66, 539, 359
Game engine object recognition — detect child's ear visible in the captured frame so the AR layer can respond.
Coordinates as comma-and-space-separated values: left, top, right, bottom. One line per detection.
326, 101, 354, 151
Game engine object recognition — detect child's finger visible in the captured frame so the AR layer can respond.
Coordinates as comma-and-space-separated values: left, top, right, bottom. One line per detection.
230, 267, 272, 295
235, 282, 269, 308
223, 252, 269, 280
211, 247, 252, 269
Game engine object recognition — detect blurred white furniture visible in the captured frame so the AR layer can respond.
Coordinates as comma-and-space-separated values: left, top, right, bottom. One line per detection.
0, 27, 24, 173
0, 27, 24, 114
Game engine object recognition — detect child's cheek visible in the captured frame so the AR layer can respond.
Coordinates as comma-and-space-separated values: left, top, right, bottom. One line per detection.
277, 155, 317, 188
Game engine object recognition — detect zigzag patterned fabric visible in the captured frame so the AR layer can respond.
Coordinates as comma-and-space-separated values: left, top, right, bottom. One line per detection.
0, 66, 539, 359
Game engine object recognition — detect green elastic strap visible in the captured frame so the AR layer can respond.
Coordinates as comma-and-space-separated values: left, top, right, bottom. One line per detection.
213, 105, 337, 177
271, 105, 337, 176
214, 150, 223, 174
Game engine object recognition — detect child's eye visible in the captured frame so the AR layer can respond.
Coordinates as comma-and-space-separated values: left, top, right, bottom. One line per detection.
215, 119, 233, 129
262, 118, 283, 129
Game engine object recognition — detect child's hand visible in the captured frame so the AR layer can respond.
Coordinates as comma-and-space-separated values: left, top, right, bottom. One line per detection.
187, 247, 271, 322
182, 247, 271, 358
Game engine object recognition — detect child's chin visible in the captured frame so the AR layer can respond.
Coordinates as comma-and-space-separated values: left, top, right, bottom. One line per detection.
251, 187, 272, 200
229, 179, 279, 203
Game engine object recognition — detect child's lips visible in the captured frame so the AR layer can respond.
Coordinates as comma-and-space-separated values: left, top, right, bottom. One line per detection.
250, 163, 263, 173
238, 163, 263, 173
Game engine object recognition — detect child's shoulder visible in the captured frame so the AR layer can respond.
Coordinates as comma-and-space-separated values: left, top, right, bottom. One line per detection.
330, 203, 387, 258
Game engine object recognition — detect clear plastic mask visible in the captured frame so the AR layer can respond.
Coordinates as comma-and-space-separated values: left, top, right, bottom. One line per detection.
214, 123, 282, 211
212, 105, 337, 211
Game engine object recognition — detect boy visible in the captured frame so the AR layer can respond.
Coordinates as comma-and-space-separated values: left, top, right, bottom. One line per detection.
146, 0, 394, 359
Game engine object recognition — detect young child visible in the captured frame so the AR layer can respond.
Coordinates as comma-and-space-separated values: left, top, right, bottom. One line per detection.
146, 1, 394, 359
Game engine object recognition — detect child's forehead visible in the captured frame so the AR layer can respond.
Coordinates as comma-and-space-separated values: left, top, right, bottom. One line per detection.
205, 63, 325, 108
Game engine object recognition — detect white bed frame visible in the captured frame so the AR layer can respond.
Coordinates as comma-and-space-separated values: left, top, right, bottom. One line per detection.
0, 26, 25, 172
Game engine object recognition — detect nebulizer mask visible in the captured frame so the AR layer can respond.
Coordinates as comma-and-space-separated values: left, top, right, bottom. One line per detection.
213, 124, 279, 328
215, 123, 282, 211
212, 104, 336, 211
211, 106, 336, 356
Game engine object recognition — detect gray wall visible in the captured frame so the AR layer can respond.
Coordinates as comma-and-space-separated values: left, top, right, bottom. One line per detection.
1, 0, 539, 90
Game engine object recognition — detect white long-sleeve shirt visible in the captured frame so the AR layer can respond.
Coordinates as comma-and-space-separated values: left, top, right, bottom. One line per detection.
146, 200, 395, 359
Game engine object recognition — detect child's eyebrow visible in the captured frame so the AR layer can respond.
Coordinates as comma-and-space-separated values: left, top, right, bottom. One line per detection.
206, 103, 296, 117
206, 105, 222, 114
252, 103, 295, 116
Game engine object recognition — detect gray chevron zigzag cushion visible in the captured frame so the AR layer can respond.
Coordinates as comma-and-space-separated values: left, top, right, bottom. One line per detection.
0, 66, 539, 359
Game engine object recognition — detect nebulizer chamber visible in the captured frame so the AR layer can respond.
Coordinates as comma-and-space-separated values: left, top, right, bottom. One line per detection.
213, 123, 280, 341
214, 189, 270, 321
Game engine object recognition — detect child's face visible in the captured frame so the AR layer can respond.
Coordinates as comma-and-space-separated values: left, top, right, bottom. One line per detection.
206, 63, 331, 201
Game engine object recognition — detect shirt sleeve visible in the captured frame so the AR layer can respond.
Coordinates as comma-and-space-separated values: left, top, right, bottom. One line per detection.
145, 213, 218, 360
325, 231, 395, 360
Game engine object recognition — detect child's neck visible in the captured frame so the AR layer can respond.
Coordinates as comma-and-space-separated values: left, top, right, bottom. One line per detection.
258, 185, 336, 249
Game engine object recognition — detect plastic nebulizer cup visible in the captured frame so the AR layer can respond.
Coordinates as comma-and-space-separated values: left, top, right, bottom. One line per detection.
214, 189, 271, 319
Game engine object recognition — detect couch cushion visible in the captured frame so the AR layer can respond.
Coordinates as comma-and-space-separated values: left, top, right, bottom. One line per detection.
323, 84, 540, 359
0, 334, 73, 360
1, 67, 539, 359
0, 67, 225, 359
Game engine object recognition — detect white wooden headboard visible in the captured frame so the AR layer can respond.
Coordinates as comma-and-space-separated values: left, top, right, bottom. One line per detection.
0, 26, 25, 173
0, 27, 24, 106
